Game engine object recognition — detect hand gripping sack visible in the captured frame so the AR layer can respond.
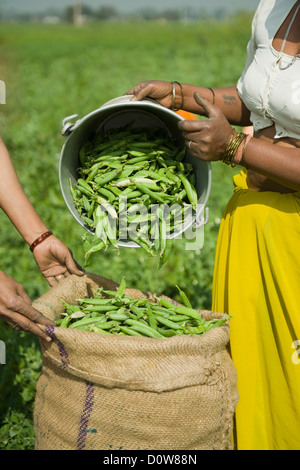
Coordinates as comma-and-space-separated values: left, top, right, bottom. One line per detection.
33, 273, 239, 450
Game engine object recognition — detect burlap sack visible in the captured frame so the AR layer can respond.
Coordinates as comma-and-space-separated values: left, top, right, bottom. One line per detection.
33, 273, 239, 451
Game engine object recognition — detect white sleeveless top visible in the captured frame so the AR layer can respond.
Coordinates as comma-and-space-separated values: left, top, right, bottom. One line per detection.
237, 0, 300, 139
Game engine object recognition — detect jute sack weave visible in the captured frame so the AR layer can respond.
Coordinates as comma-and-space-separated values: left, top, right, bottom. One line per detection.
33, 273, 239, 451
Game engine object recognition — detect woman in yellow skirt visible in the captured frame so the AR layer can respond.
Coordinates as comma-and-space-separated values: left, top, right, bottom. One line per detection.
127, 0, 300, 450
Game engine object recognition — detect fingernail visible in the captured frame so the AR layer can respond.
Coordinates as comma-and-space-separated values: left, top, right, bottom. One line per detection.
46, 336, 52, 342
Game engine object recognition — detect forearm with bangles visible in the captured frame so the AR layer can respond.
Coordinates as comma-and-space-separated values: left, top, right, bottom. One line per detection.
221, 131, 252, 167
221, 131, 300, 190
236, 138, 300, 190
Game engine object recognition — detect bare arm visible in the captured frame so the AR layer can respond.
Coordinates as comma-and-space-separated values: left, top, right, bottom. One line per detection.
0, 136, 49, 245
179, 84, 251, 126
179, 95, 300, 191
0, 137, 84, 341
126, 80, 252, 126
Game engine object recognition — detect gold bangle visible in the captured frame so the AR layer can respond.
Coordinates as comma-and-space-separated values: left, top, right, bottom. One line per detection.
171, 81, 184, 110
221, 131, 247, 167
207, 87, 215, 105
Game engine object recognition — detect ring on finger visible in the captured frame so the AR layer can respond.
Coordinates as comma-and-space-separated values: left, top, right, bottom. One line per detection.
56, 274, 64, 280
188, 140, 193, 149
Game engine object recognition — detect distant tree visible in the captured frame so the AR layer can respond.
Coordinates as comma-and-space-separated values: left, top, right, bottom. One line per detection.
162, 9, 182, 21
64, 6, 74, 23
139, 8, 158, 20
214, 8, 227, 20
95, 6, 117, 21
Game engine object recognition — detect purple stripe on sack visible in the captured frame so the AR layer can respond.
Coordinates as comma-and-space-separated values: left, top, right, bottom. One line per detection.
45, 325, 70, 369
77, 381, 95, 450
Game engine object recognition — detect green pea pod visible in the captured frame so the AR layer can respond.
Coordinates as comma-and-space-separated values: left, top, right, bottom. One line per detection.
125, 319, 164, 338
77, 184, 94, 198
167, 314, 191, 322
94, 168, 122, 187
77, 178, 94, 193
92, 320, 119, 330
106, 312, 129, 321
153, 314, 183, 330
157, 327, 177, 337
133, 234, 155, 256
155, 296, 177, 310
128, 150, 146, 157
86, 163, 102, 181
135, 183, 165, 204
69, 316, 106, 329
102, 210, 118, 249
69, 178, 78, 200
158, 207, 167, 257
151, 305, 176, 316
83, 216, 94, 229
87, 199, 95, 218
174, 148, 186, 162
116, 276, 126, 297
129, 142, 155, 149
82, 305, 119, 313
175, 285, 192, 308
145, 305, 157, 331
81, 195, 91, 213
126, 155, 152, 165
165, 169, 181, 183
59, 316, 71, 328
92, 326, 113, 334
96, 197, 117, 219
174, 305, 204, 322
119, 326, 143, 337
96, 187, 116, 203
83, 236, 106, 266
159, 237, 173, 268
178, 173, 197, 210
77, 297, 115, 305
94, 205, 105, 239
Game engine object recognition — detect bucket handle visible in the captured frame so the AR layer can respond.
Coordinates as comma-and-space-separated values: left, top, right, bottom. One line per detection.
61, 114, 79, 137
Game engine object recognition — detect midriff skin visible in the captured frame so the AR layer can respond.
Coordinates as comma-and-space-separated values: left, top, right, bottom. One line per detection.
247, 125, 300, 193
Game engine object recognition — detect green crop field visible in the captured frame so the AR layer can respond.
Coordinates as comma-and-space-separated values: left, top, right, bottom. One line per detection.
0, 15, 252, 449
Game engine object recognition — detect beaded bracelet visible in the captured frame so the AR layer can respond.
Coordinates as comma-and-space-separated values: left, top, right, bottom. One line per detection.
30, 231, 53, 252
221, 131, 248, 167
171, 81, 184, 111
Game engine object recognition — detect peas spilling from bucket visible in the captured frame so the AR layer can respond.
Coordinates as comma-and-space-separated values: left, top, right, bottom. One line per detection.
69, 124, 198, 266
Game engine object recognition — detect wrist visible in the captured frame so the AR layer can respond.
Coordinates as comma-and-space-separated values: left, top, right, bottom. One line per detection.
234, 134, 252, 166
221, 131, 251, 167
29, 231, 53, 252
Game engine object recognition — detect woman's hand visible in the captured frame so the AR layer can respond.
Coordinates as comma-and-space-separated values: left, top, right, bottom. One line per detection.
33, 235, 84, 287
178, 93, 234, 161
125, 80, 174, 108
0, 271, 54, 342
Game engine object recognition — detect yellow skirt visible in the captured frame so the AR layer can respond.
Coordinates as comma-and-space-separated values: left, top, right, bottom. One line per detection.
212, 170, 300, 450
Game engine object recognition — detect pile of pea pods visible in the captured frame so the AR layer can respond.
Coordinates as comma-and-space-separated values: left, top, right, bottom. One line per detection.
56, 277, 230, 338
69, 124, 198, 266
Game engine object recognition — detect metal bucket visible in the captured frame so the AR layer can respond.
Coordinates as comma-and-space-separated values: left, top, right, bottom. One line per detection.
59, 95, 211, 247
